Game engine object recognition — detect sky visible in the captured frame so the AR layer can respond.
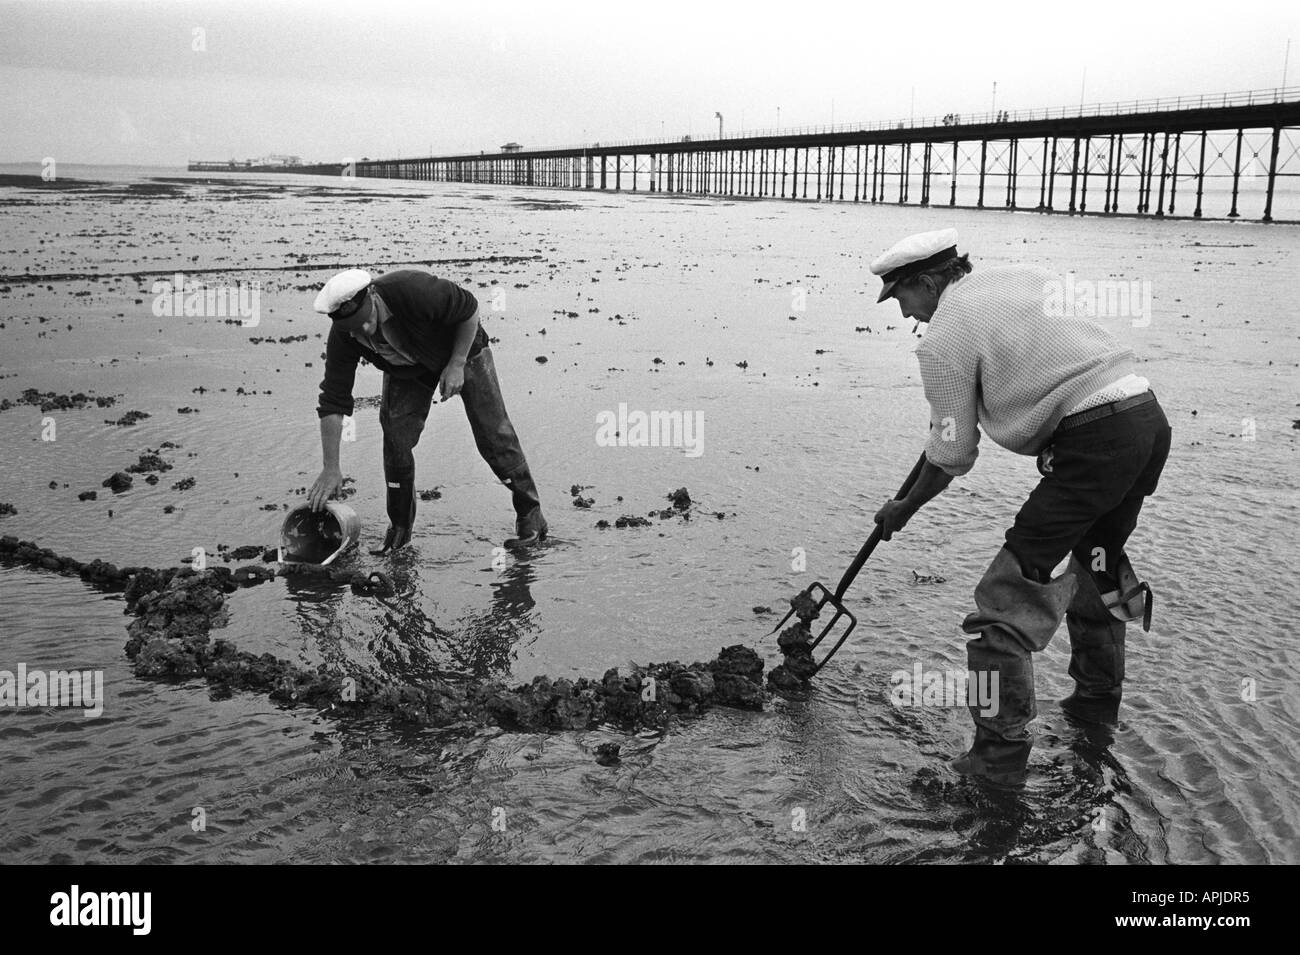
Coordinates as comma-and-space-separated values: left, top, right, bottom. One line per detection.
1, 0, 1298, 166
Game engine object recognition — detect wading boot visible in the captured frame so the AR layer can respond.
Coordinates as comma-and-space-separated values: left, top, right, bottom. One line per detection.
1060, 554, 1138, 726
950, 728, 1033, 787
371, 466, 416, 556
503, 467, 547, 550
952, 546, 1078, 785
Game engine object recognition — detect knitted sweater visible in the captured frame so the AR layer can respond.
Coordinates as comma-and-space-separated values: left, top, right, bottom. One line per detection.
915, 265, 1136, 476
316, 270, 485, 419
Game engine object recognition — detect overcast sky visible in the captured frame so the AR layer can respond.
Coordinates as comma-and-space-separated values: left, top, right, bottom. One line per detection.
2, 0, 1297, 166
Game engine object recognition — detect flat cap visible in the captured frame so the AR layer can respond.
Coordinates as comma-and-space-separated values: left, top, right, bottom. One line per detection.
870, 228, 959, 302
313, 268, 372, 315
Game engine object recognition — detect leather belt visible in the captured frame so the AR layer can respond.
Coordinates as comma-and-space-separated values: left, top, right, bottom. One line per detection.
1056, 390, 1156, 432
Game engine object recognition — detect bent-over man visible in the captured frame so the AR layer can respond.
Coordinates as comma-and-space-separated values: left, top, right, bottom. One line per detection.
309, 268, 547, 553
870, 229, 1171, 784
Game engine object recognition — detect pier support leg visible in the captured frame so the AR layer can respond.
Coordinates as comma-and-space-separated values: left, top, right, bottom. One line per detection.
920, 142, 930, 205
1046, 137, 1058, 211
1263, 123, 1282, 222
1193, 131, 1206, 217
1068, 136, 1080, 213
1155, 131, 1169, 216
1168, 132, 1181, 215
900, 143, 908, 203
978, 139, 988, 208
1228, 127, 1244, 218
1137, 133, 1150, 212
950, 139, 958, 206
1080, 135, 1090, 212
1038, 136, 1049, 210
1103, 135, 1114, 212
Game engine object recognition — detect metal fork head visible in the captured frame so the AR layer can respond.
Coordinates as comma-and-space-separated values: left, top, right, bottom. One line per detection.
770, 582, 859, 675
807, 600, 857, 675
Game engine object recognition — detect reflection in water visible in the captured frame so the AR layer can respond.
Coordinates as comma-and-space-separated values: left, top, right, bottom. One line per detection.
283, 551, 541, 684
456, 558, 540, 678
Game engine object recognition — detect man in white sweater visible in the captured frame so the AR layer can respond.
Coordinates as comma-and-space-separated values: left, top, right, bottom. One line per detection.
870, 229, 1172, 784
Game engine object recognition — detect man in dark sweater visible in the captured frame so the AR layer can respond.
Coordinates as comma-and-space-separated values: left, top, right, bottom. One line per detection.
308, 268, 547, 553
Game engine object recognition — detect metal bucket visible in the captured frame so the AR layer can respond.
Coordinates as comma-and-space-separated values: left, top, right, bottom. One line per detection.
278, 502, 360, 565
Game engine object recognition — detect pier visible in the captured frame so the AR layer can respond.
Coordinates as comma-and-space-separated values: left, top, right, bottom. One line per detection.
187, 159, 347, 175
355, 88, 1300, 222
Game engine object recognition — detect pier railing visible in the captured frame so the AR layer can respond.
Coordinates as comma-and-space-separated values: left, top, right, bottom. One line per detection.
546, 86, 1300, 152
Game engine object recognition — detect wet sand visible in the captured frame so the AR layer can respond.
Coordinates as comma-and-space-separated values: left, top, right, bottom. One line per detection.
1, 166, 1298, 863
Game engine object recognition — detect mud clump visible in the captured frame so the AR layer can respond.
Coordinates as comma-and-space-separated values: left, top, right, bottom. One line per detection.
0, 504, 15, 517
613, 515, 652, 528
767, 589, 823, 692
107, 410, 151, 427
102, 472, 133, 493
709, 645, 767, 708
223, 544, 264, 561
0, 536, 133, 585
126, 450, 172, 474
0, 389, 116, 414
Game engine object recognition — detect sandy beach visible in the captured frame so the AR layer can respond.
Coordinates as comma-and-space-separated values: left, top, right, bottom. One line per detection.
1, 166, 1298, 863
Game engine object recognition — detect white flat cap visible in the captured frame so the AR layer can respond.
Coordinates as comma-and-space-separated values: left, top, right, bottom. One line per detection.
870, 228, 959, 302
313, 268, 372, 315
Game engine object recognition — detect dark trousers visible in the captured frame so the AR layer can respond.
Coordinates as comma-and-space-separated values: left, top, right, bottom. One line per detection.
380, 347, 530, 487
1005, 395, 1172, 586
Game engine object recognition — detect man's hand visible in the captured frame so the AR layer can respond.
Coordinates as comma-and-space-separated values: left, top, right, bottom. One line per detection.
438, 360, 465, 402
874, 499, 915, 541
308, 465, 343, 511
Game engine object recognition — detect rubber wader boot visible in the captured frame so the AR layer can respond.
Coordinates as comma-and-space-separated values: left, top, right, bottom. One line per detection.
1060, 553, 1142, 725
371, 466, 416, 556
952, 546, 1078, 785
503, 467, 547, 550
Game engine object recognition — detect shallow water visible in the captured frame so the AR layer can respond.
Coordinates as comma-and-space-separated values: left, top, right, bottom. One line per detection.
1, 168, 1297, 863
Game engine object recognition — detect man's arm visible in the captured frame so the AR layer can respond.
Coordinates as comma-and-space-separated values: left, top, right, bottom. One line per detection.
900, 457, 955, 513
437, 309, 480, 401
874, 452, 956, 540
448, 308, 479, 364
915, 348, 981, 477
308, 415, 344, 511
309, 324, 360, 510
875, 348, 976, 540
317, 323, 361, 419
